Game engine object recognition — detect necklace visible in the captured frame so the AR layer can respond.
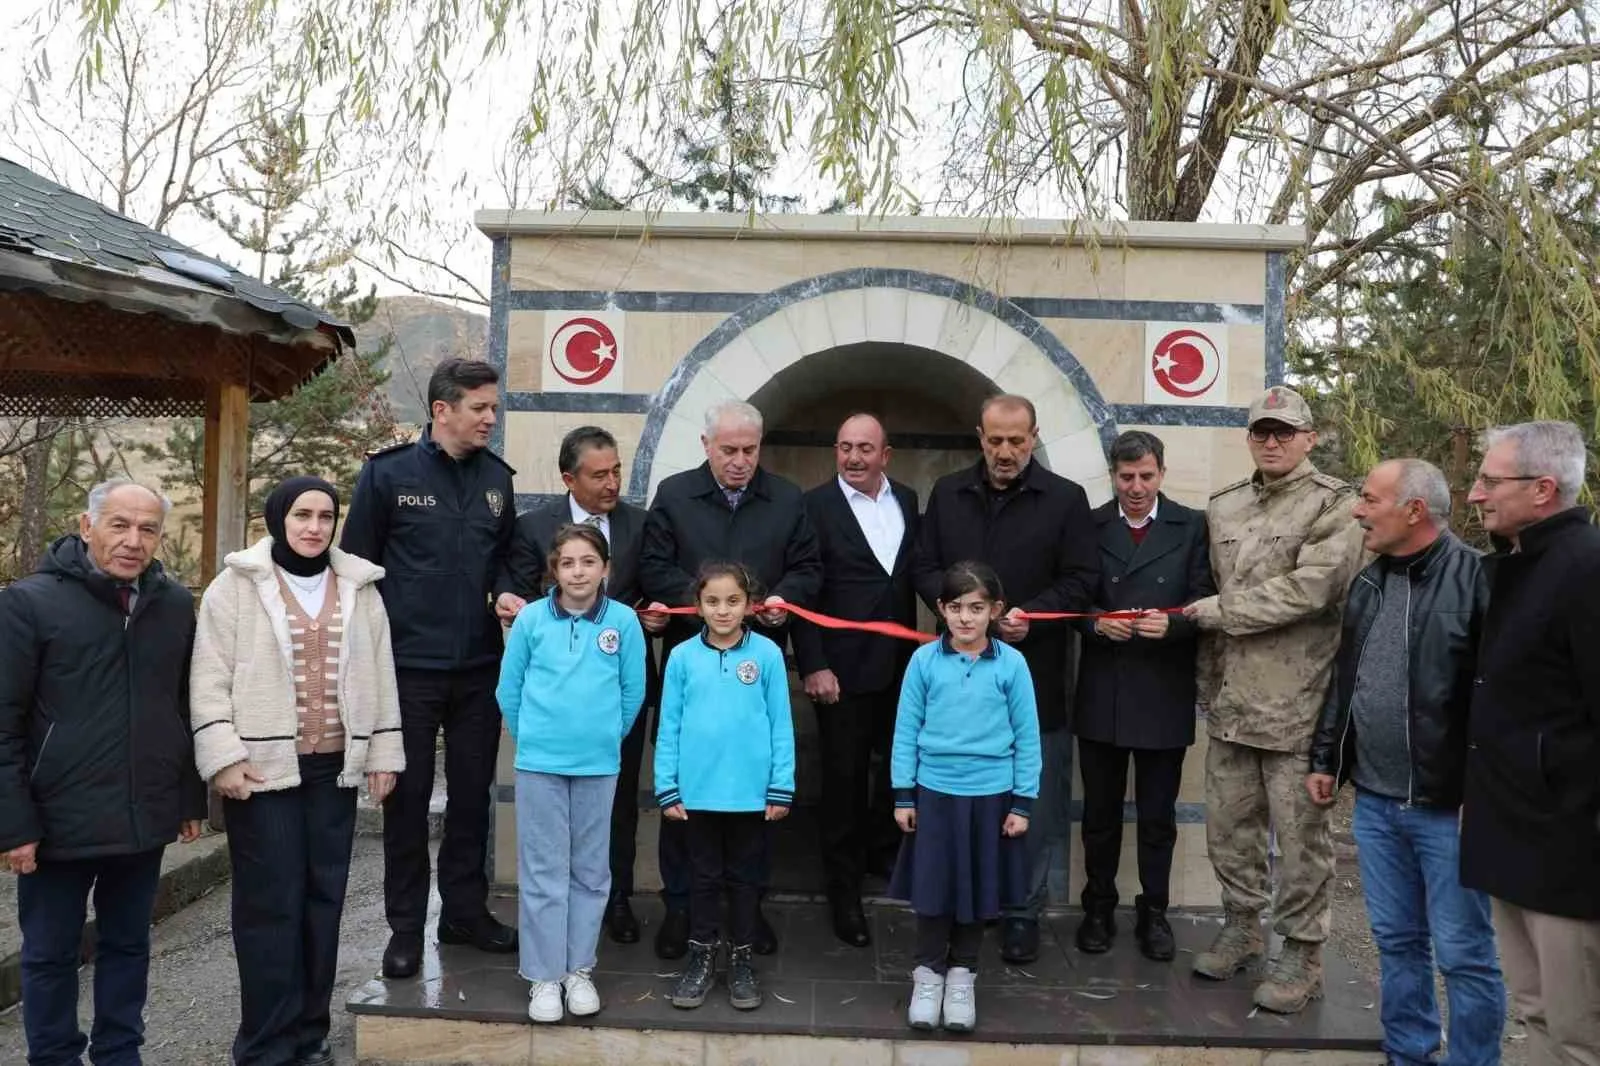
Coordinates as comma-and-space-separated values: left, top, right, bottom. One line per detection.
282, 568, 327, 592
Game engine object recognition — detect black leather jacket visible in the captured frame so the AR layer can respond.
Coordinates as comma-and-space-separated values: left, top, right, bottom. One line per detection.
1309, 531, 1488, 809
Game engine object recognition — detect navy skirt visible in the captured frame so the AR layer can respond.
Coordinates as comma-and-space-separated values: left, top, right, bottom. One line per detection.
888, 785, 1028, 923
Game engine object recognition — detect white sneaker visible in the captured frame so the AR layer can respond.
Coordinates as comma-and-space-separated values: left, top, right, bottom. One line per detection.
942, 966, 976, 1031
562, 968, 601, 1017
527, 980, 564, 1023
907, 965, 944, 1029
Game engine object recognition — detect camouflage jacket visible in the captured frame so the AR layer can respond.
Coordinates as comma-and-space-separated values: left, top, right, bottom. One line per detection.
1190, 460, 1365, 752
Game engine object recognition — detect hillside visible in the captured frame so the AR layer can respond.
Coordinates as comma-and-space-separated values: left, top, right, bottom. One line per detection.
356, 296, 489, 424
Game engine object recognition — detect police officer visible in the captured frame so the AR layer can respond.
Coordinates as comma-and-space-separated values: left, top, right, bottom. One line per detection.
1181, 385, 1364, 1013
341, 358, 520, 979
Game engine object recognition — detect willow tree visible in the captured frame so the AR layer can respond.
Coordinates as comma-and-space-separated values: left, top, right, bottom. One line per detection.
55, 0, 1600, 459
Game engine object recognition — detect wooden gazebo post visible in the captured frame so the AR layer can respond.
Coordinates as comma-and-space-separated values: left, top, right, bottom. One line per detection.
201, 375, 251, 581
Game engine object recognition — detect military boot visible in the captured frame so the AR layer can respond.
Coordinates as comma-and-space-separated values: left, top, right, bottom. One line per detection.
1252, 939, 1323, 1013
1192, 911, 1265, 980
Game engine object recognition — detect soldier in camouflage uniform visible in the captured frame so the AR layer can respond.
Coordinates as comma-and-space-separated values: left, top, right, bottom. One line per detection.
1182, 386, 1365, 1013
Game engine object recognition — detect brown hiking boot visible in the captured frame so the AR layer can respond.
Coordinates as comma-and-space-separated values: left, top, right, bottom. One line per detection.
1252, 938, 1324, 1013
1192, 912, 1265, 979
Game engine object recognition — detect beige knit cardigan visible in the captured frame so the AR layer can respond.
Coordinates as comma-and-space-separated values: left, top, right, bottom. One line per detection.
190, 537, 406, 790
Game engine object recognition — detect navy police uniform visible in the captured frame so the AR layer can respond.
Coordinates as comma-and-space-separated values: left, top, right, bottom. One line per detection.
340, 428, 517, 938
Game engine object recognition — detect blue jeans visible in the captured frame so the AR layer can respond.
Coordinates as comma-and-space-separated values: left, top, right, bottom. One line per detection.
515, 770, 616, 981
1352, 790, 1505, 1066
18, 847, 165, 1066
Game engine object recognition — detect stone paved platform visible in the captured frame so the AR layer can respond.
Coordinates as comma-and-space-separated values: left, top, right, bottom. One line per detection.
348, 897, 1383, 1064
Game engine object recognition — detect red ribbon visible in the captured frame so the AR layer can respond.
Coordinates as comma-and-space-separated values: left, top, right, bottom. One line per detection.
650, 603, 1185, 644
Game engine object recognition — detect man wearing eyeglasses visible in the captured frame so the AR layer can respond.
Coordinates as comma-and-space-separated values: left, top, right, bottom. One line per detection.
1459, 421, 1600, 1066
1181, 385, 1365, 1013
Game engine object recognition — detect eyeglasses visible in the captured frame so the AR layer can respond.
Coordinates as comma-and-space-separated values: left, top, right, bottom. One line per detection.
1472, 473, 1543, 490
1248, 427, 1305, 444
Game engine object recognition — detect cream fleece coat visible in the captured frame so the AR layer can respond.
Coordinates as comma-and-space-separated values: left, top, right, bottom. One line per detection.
190, 537, 406, 790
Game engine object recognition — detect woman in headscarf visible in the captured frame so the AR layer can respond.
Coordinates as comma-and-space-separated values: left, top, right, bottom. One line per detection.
190, 475, 405, 1066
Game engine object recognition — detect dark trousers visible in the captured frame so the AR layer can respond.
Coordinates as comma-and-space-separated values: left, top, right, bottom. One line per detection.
1077, 737, 1186, 910
914, 914, 983, 975
608, 707, 648, 900
226, 752, 358, 1066
815, 688, 898, 897
18, 846, 165, 1066
686, 811, 766, 946
385, 665, 501, 933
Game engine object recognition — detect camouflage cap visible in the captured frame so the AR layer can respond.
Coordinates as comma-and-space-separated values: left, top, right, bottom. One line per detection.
1247, 385, 1313, 430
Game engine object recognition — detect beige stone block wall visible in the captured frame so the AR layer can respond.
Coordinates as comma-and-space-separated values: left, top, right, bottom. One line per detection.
503, 411, 647, 496
1121, 247, 1266, 305
508, 236, 1132, 303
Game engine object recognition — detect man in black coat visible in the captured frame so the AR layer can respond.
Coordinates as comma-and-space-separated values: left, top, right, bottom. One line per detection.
912, 393, 1099, 964
1460, 421, 1600, 1065
792, 413, 919, 948
0, 481, 206, 1066
638, 399, 823, 959
505, 424, 666, 945
340, 358, 520, 979
1072, 431, 1213, 962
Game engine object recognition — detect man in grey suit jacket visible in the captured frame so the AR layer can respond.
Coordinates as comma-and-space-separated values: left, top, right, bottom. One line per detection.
505, 425, 665, 944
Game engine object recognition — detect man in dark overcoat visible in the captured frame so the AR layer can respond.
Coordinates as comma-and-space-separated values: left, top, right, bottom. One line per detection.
1072, 431, 1213, 961
911, 393, 1099, 964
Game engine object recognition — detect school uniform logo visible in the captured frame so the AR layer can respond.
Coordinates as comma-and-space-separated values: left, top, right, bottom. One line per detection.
485, 488, 505, 517
736, 660, 760, 685
597, 628, 621, 655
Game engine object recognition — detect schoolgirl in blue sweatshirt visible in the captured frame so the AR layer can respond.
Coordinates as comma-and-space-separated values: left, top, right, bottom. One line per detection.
890, 560, 1041, 1035
654, 561, 795, 1013
495, 524, 645, 1024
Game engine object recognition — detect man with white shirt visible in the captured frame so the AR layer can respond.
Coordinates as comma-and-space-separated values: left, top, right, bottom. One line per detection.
793, 413, 921, 947
505, 425, 666, 945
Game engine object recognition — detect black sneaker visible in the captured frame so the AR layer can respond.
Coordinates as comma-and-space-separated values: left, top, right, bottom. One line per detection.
727, 944, 762, 1010
669, 940, 717, 1009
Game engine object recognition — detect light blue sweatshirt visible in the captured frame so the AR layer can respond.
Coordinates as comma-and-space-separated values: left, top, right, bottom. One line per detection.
654, 629, 795, 812
891, 635, 1042, 816
496, 594, 647, 776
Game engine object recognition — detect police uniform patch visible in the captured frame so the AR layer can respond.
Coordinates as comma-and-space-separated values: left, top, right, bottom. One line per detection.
485, 488, 505, 517
735, 660, 760, 685
597, 628, 620, 655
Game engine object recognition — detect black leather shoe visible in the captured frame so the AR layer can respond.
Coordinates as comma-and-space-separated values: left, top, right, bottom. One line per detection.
437, 914, 518, 954
830, 896, 872, 948
1135, 896, 1175, 961
1075, 908, 1115, 954
605, 896, 641, 944
751, 906, 779, 955
295, 1041, 335, 1066
1000, 917, 1040, 963
655, 906, 690, 960
381, 932, 423, 979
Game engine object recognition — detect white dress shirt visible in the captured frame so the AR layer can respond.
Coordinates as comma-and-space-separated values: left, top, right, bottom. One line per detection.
838, 475, 906, 574
568, 495, 611, 544
1119, 496, 1159, 529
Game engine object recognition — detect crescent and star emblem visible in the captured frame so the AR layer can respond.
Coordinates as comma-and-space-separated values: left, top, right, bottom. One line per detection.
548, 316, 620, 387
1150, 328, 1223, 399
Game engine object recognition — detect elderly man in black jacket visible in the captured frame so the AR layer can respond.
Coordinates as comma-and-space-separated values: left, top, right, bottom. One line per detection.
1307, 458, 1504, 1066
1460, 422, 1600, 1066
638, 398, 823, 960
912, 393, 1098, 963
1072, 431, 1213, 962
0, 480, 206, 1066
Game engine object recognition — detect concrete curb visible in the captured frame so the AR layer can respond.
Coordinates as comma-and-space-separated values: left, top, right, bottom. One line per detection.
0, 832, 233, 1012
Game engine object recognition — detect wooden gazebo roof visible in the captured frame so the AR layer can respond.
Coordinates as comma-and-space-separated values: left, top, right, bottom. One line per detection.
0, 156, 352, 418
